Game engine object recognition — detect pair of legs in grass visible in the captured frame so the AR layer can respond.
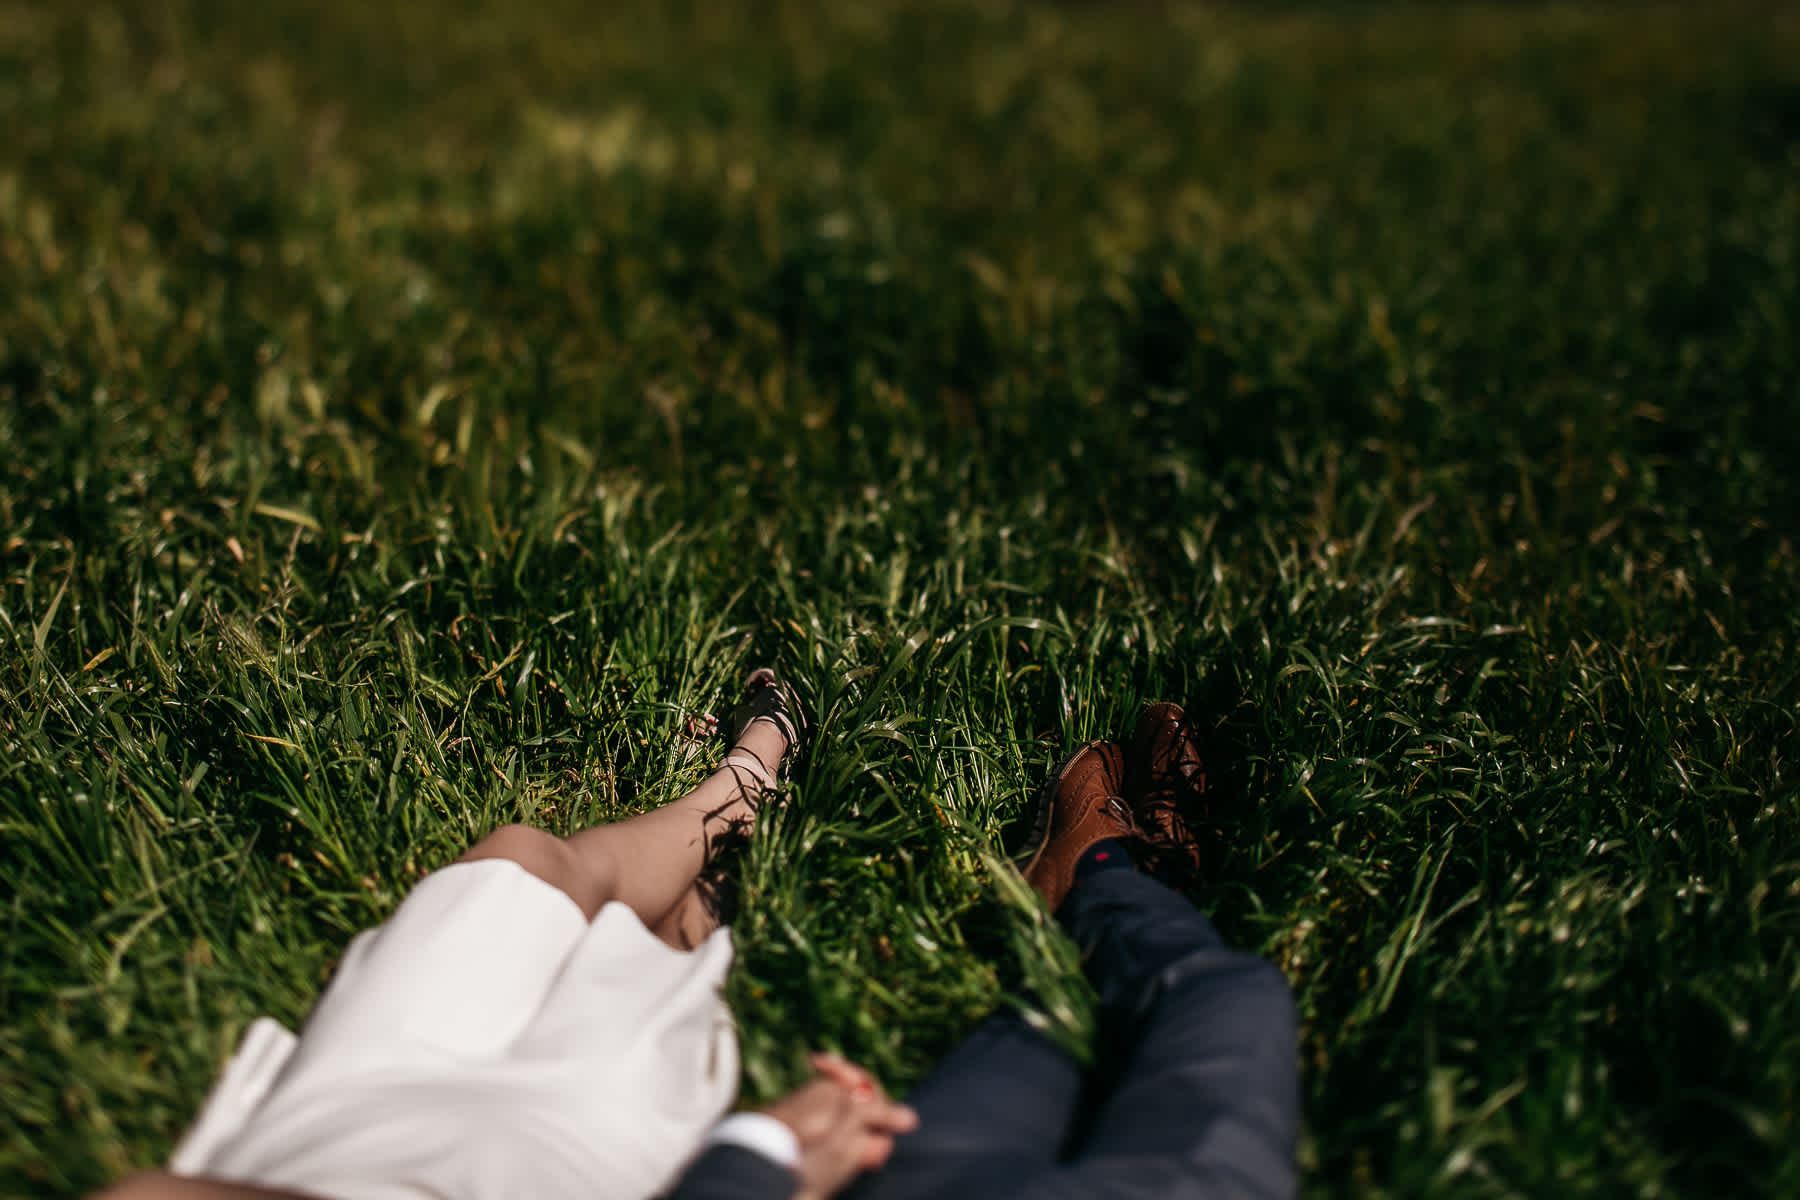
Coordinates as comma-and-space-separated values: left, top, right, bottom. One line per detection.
473, 703, 1299, 1199
844, 711, 1301, 1200
849, 864, 1300, 1200
95, 683, 807, 1200
462, 688, 790, 950
368, 690, 1298, 1200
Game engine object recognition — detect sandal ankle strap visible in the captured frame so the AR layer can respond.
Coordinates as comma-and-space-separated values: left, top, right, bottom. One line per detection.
719, 749, 778, 801
730, 669, 805, 758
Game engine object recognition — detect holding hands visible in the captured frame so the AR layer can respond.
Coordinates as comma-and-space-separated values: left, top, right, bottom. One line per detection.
761, 1054, 919, 1199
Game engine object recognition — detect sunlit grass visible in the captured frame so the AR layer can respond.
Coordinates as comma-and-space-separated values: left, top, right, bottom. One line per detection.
3, 0, 1798, 1196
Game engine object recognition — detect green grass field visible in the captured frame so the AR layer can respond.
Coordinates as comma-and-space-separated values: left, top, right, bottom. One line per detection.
3, 0, 1798, 1195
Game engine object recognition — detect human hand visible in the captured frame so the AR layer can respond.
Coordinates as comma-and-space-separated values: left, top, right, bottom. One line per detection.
760, 1053, 918, 1200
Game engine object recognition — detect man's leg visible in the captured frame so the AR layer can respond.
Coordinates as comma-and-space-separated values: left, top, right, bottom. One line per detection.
853, 859, 1297, 1200
1044, 865, 1300, 1200
845, 746, 1138, 1199
879, 706, 1297, 1200
1025, 702, 1299, 1197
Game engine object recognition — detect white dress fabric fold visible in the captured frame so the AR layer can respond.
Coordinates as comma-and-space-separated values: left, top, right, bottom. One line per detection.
170, 859, 738, 1200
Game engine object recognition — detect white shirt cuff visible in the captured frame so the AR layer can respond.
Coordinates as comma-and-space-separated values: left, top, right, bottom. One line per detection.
704, 1112, 801, 1169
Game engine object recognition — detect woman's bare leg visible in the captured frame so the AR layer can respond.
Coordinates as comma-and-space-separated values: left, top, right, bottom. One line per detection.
650, 883, 725, 951
459, 714, 789, 933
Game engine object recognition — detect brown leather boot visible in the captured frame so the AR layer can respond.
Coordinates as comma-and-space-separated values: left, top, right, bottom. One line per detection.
1126, 702, 1208, 882
1016, 741, 1137, 911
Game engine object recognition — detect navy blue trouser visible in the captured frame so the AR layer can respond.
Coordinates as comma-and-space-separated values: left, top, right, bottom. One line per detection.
849, 869, 1299, 1200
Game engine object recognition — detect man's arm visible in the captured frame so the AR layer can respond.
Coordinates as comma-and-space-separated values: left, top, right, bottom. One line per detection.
665, 1143, 799, 1200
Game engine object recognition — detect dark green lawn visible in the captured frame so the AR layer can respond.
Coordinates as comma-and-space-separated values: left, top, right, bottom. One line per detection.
3, 1, 1797, 1195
